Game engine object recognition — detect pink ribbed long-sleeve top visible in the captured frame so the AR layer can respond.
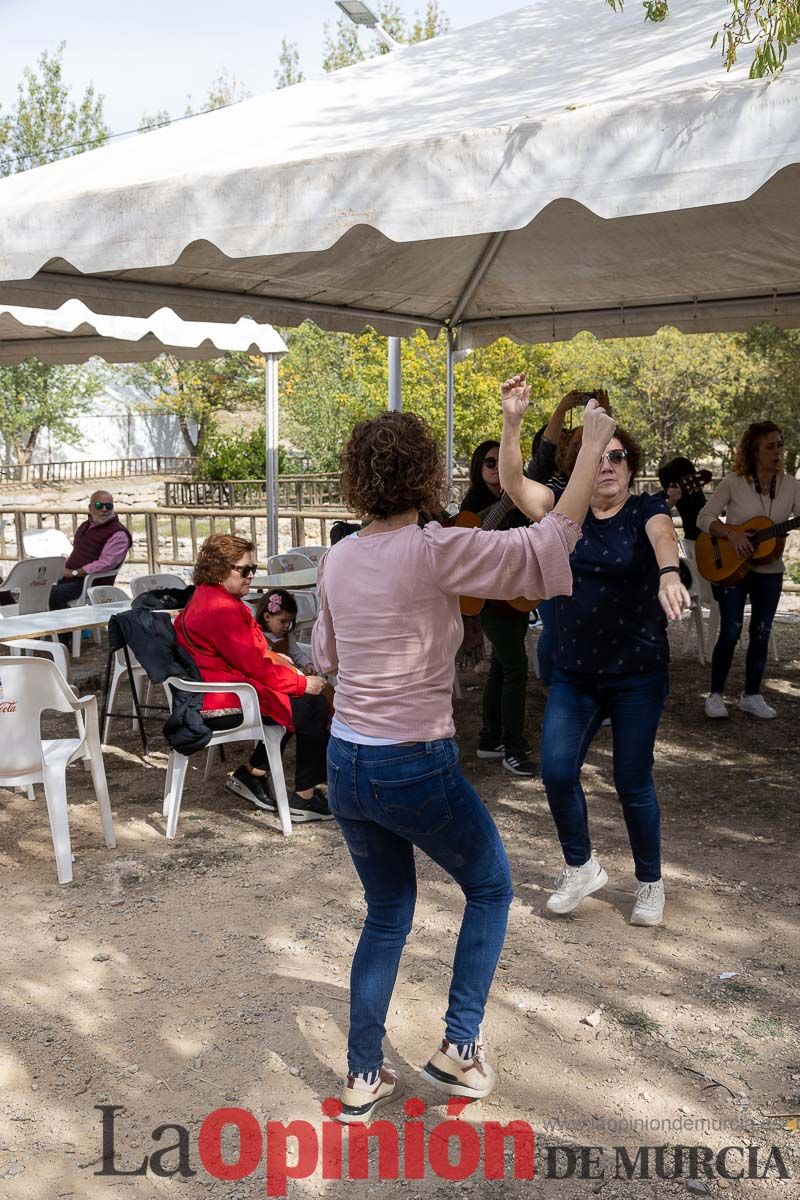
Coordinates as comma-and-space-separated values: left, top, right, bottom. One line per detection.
312, 512, 581, 742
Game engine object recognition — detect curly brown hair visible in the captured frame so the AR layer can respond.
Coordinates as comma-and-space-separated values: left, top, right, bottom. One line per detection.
563, 425, 642, 480
340, 411, 444, 518
193, 533, 255, 586
732, 421, 782, 478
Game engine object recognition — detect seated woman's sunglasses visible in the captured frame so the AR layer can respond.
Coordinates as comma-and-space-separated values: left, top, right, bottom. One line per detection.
231, 563, 259, 578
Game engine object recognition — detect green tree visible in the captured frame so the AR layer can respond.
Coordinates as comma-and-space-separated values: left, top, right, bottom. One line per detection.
274, 39, 305, 88
606, 1, 800, 78
729, 324, 800, 472
195, 425, 286, 480
0, 43, 108, 175
125, 354, 266, 458
0, 359, 102, 465
0, 44, 108, 463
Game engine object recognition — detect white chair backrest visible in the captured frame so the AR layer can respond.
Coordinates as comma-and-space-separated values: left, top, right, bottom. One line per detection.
0, 657, 79, 776
129, 573, 187, 597
1, 557, 66, 614
682, 540, 715, 606
267, 553, 315, 574
22, 527, 72, 558
287, 545, 326, 566
290, 590, 318, 624
88, 585, 129, 605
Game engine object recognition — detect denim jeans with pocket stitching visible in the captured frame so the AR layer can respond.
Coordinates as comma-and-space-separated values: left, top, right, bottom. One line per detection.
327, 734, 513, 1074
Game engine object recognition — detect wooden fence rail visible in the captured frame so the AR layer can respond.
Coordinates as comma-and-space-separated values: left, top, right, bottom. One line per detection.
0, 455, 196, 486
0, 504, 357, 574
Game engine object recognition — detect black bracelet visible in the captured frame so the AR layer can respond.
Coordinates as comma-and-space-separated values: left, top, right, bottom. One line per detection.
659, 565, 680, 577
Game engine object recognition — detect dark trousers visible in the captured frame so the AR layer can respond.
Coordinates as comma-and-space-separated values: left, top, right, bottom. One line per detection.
536, 597, 557, 688
710, 572, 783, 696
541, 668, 669, 883
207, 692, 329, 793
49, 577, 84, 610
479, 605, 529, 758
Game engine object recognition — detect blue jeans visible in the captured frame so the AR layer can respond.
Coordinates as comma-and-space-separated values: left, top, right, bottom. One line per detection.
710, 572, 783, 696
327, 736, 514, 1075
536, 598, 557, 688
541, 668, 669, 883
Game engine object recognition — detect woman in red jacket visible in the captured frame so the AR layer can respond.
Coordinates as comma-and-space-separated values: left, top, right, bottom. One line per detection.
175, 533, 331, 822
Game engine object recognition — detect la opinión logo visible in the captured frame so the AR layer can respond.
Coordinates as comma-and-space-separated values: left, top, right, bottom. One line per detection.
95, 1102, 791, 1197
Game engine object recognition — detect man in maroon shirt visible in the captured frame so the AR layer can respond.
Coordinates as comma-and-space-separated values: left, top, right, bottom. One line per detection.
48, 489, 132, 610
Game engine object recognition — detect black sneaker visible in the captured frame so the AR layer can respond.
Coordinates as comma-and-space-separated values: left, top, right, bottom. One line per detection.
289, 788, 335, 823
477, 742, 505, 761
502, 753, 537, 777
224, 767, 276, 811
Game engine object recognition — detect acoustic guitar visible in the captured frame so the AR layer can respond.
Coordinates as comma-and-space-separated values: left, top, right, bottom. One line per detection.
452, 492, 540, 616
695, 515, 800, 586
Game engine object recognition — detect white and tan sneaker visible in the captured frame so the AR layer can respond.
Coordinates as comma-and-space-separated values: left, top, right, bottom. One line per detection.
630, 879, 665, 926
737, 693, 776, 719
546, 855, 608, 915
420, 1039, 496, 1100
338, 1066, 401, 1124
704, 692, 729, 719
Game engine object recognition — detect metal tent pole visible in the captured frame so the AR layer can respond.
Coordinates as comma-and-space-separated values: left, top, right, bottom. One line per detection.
265, 354, 279, 558
388, 336, 402, 410
445, 328, 455, 501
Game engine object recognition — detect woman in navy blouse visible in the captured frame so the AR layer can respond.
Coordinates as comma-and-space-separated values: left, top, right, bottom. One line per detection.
499, 377, 689, 927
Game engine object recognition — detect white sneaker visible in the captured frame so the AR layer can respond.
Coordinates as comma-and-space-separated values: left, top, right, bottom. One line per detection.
420, 1039, 496, 1100
630, 879, 665, 926
338, 1065, 401, 1123
737, 693, 777, 719
704, 693, 729, 719
546, 856, 608, 915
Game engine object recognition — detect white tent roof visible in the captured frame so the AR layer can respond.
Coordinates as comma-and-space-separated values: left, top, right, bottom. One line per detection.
0, 300, 287, 365
0, 0, 799, 346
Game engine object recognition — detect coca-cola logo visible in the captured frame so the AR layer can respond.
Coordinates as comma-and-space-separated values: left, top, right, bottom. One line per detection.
0, 699, 17, 713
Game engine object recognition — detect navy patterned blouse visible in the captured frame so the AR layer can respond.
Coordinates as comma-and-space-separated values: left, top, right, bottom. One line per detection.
554, 492, 670, 675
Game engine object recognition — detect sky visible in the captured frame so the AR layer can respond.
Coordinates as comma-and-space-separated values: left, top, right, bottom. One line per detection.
0, 0, 529, 133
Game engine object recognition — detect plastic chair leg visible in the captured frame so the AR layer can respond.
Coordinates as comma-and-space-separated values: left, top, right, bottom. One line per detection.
132, 671, 148, 733
26, 785, 35, 801
263, 729, 292, 836
769, 627, 779, 663
162, 755, 174, 816
165, 754, 190, 839
84, 713, 116, 850
103, 659, 124, 742
72, 630, 81, 659
41, 762, 73, 885
453, 673, 463, 700
202, 745, 217, 782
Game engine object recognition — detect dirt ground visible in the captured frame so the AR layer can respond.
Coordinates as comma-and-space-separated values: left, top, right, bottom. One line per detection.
0, 617, 798, 1200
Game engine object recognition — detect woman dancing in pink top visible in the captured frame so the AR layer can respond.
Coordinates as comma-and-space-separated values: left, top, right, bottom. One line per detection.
313, 378, 616, 1121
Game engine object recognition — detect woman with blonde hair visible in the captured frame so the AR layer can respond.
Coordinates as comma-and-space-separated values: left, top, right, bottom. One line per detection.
698, 421, 800, 720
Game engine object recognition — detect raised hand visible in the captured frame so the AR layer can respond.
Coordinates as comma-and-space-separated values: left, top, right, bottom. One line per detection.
501, 373, 531, 428
580, 398, 616, 453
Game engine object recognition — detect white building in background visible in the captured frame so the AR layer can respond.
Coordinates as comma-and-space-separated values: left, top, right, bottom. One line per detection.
29, 382, 193, 463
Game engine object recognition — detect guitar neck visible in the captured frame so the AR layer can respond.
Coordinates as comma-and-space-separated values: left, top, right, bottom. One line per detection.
752, 515, 800, 545
481, 492, 516, 531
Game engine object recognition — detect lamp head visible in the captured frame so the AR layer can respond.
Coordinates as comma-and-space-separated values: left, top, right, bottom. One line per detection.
335, 0, 380, 27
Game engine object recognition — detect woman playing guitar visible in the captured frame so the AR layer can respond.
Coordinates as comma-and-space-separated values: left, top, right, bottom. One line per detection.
460, 440, 537, 776
698, 421, 800, 720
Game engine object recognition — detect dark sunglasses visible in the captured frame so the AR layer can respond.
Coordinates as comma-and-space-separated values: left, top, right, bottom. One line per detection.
93, 500, 114, 510
483, 455, 499, 468
231, 562, 258, 578
600, 450, 628, 465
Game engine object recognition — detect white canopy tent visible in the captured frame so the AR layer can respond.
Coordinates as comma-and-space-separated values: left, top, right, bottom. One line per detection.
0, 0, 799, 482
0, 301, 288, 553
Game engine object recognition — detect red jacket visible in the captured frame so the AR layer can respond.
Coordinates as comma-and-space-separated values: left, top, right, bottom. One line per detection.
175, 583, 307, 730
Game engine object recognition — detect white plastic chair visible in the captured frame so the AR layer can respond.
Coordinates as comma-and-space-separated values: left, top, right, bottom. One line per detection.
678, 541, 707, 664
287, 545, 326, 567
289, 589, 319, 636
22, 528, 72, 558
67, 570, 119, 659
1, 557, 66, 614
266, 553, 315, 574
161, 678, 292, 839
88, 585, 129, 605
0, 656, 115, 884
129, 573, 187, 598
101, 649, 150, 742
